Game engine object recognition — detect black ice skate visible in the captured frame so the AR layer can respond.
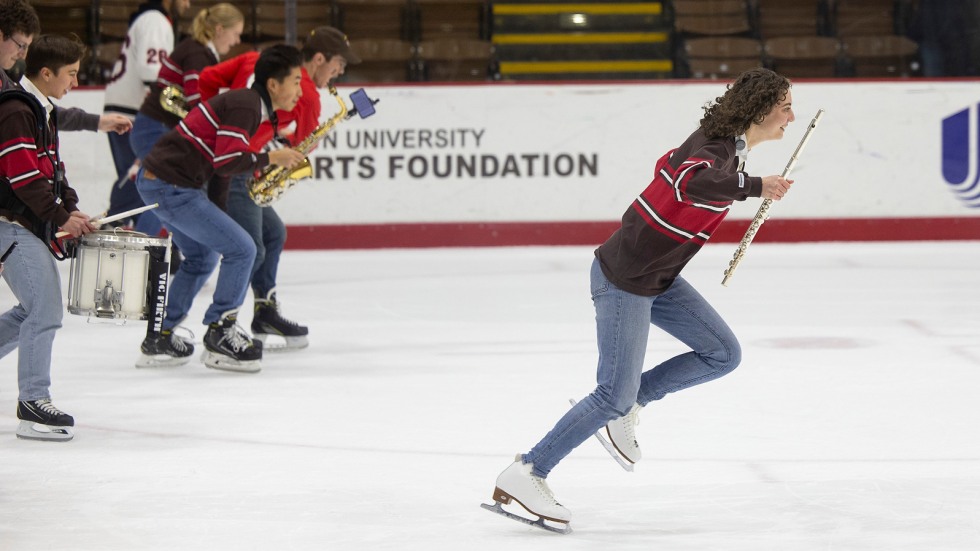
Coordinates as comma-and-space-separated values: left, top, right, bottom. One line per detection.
16, 399, 74, 442
202, 312, 262, 373
136, 329, 194, 368
251, 289, 308, 352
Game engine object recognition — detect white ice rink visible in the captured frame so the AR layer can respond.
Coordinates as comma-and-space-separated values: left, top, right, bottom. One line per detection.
1, 241, 979, 550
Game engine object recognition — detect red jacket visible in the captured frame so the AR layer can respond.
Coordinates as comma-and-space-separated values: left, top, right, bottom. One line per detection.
198, 51, 322, 152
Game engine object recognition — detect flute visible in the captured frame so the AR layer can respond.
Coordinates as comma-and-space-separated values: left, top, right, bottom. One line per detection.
721, 109, 825, 286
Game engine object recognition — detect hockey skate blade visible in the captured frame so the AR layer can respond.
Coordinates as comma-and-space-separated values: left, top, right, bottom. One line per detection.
16, 420, 73, 442
253, 333, 308, 353
135, 353, 191, 368
569, 398, 634, 472
480, 502, 571, 535
202, 351, 261, 373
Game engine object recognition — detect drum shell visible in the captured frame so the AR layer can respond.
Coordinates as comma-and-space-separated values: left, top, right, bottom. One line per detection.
66, 230, 170, 320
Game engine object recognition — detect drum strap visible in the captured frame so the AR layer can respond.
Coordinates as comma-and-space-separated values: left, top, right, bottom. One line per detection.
0, 90, 67, 260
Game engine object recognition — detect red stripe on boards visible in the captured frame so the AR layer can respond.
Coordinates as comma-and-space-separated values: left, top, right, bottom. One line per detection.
282, 217, 980, 250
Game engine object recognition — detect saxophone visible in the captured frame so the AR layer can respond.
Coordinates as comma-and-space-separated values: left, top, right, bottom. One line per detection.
160, 85, 188, 118
248, 86, 348, 206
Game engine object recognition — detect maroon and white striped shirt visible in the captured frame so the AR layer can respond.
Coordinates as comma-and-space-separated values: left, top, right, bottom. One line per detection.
142, 88, 271, 207
595, 128, 762, 296
0, 84, 78, 230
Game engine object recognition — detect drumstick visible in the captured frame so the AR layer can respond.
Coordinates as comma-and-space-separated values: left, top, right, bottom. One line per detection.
1, 241, 17, 263
54, 203, 160, 239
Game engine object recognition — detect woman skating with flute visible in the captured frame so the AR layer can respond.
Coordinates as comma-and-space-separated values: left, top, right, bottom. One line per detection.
485, 67, 796, 533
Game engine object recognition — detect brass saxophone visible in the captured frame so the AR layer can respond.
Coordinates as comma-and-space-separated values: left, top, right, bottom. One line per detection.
160, 85, 188, 118
248, 86, 348, 206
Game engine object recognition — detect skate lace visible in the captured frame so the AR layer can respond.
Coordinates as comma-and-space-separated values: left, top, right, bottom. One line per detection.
623, 405, 641, 443
223, 322, 254, 352
531, 475, 560, 505
34, 399, 66, 416
172, 325, 196, 343
164, 326, 195, 354
269, 301, 300, 327
169, 333, 190, 353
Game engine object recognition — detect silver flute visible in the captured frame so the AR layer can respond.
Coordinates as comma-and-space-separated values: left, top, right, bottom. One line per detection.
722, 109, 825, 286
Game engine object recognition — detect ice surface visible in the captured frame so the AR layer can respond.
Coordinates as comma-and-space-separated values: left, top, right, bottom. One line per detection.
1, 242, 979, 550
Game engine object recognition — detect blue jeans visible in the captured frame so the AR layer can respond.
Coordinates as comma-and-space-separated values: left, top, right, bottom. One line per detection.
127, 113, 169, 236
225, 174, 286, 298
106, 129, 141, 218
524, 258, 742, 478
0, 223, 64, 400
135, 168, 256, 327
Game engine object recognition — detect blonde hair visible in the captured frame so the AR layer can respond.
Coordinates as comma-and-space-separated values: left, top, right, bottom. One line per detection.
191, 3, 244, 43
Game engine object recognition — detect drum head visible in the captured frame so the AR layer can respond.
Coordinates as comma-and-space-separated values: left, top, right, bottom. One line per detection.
80, 229, 170, 249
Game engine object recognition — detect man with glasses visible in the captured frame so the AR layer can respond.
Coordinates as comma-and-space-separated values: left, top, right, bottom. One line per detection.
1, 0, 132, 134
7, 32, 25, 51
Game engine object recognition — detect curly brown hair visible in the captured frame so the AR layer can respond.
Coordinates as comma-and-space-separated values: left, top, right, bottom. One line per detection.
0, 0, 41, 41
700, 68, 791, 139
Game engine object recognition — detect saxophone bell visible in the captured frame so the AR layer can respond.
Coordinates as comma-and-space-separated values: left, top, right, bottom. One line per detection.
160, 85, 188, 118
288, 158, 314, 182
247, 159, 314, 206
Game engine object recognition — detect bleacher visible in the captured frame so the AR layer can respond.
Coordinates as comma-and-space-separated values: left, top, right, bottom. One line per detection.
492, 2, 673, 80
677, 0, 920, 79
35, 0, 926, 84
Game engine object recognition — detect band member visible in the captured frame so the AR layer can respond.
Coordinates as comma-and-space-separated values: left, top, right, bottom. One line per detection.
104, 0, 190, 224
129, 3, 244, 237
198, 26, 361, 350
0, 35, 98, 442
135, 45, 305, 373
0, 0, 133, 133
487, 68, 796, 531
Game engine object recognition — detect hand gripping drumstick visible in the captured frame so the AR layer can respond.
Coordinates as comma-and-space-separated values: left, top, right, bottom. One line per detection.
54, 203, 160, 239
721, 109, 825, 287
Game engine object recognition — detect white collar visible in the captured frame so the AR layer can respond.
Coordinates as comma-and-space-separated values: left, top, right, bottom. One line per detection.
18, 76, 54, 121
206, 41, 219, 61
734, 134, 748, 166
259, 97, 271, 123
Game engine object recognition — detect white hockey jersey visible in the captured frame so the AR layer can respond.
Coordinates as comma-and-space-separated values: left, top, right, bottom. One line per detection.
103, 7, 174, 118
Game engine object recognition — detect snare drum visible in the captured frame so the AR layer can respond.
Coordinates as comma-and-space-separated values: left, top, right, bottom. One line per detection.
67, 230, 171, 320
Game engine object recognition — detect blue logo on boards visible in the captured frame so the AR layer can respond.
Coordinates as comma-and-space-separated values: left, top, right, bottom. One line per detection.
942, 104, 980, 208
